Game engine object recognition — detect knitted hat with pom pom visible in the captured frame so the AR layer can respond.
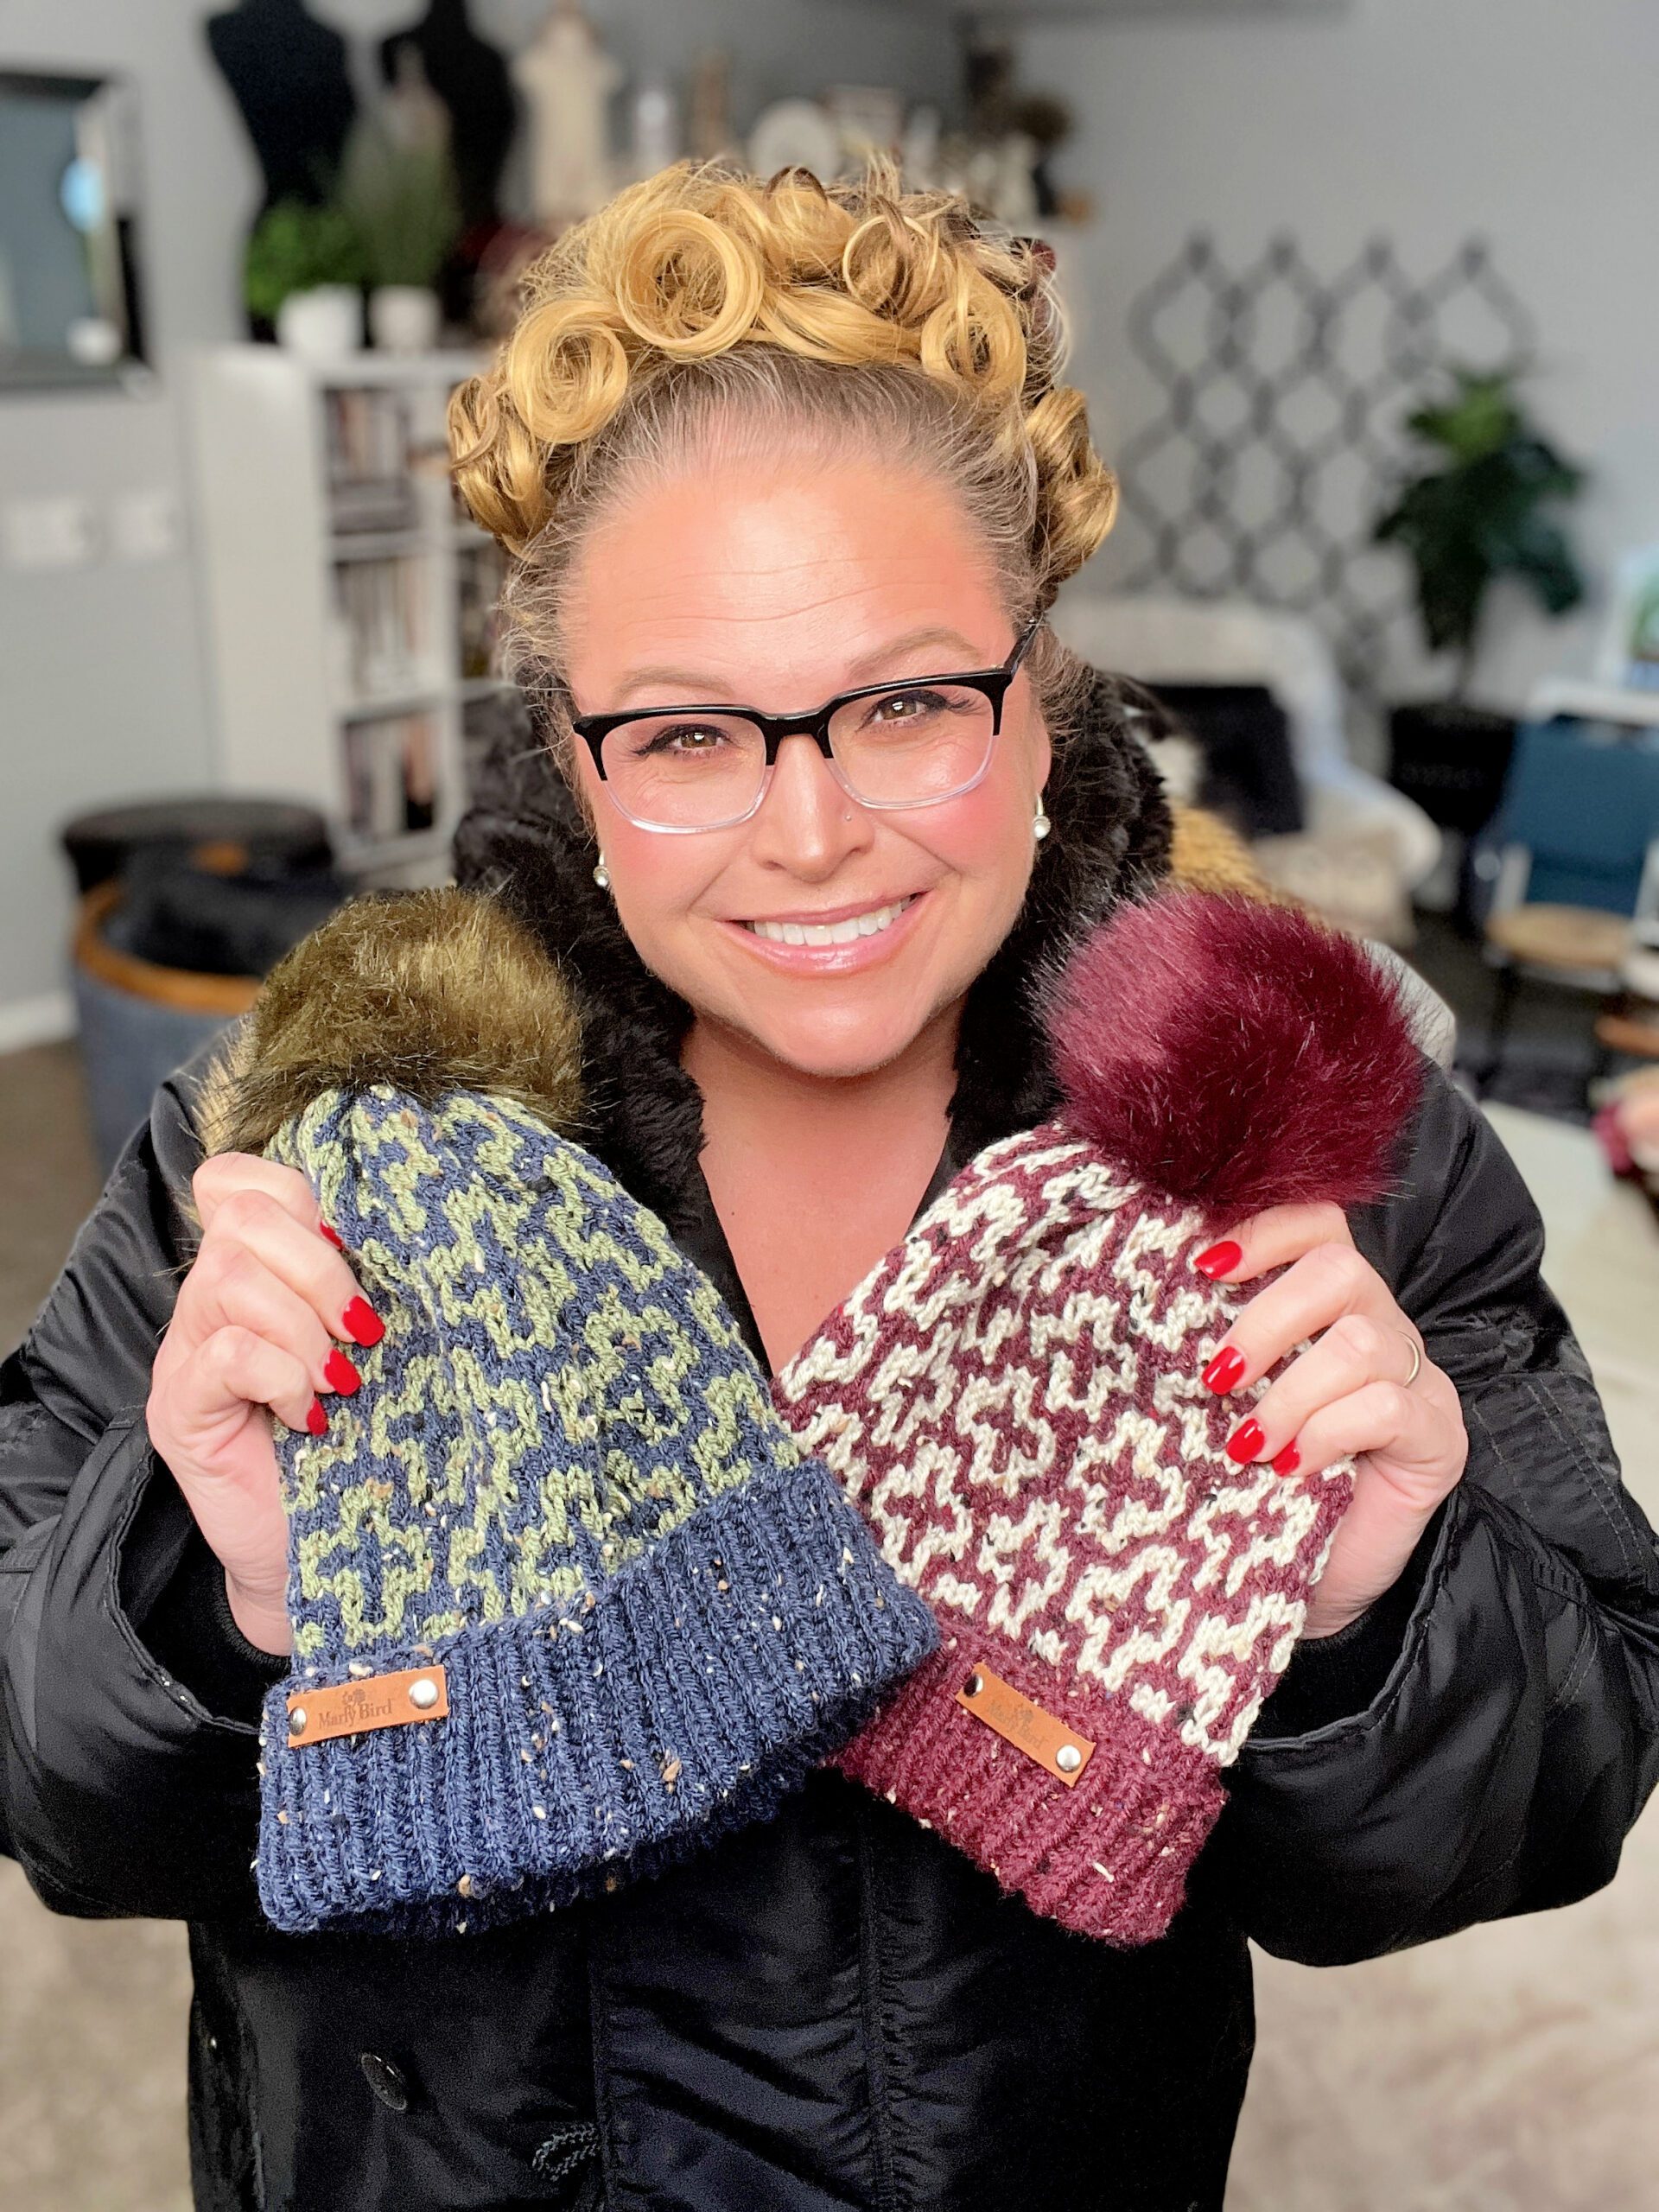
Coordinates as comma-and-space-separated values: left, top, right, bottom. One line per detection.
216, 888, 937, 1938
773, 890, 1424, 1946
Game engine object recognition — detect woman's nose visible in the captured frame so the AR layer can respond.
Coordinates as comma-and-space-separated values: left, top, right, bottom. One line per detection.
747, 733, 872, 874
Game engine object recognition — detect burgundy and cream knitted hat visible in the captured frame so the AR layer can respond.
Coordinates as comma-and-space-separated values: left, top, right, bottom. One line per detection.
773, 889, 1424, 1946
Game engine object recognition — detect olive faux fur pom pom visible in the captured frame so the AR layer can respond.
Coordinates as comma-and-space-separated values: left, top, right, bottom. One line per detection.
1042, 888, 1423, 1229
208, 887, 586, 1159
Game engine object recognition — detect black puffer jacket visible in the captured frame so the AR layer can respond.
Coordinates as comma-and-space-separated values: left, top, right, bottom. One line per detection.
3, 681, 1657, 2212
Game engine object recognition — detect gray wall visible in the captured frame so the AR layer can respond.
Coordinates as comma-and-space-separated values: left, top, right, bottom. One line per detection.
1027, 0, 1659, 716
0, 0, 952, 1033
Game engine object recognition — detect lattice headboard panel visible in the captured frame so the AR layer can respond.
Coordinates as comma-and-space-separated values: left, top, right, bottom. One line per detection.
1111, 234, 1535, 693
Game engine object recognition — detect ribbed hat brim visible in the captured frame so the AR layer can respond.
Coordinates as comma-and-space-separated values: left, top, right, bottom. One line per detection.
256, 1455, 938, 1936
831, 1621, 1226, 1946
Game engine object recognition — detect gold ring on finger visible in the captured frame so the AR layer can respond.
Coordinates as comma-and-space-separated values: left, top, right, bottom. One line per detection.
1397, 1331, 1422, 1389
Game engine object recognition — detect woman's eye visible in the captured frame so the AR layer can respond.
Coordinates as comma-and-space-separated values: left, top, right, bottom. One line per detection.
867, 689, 946, 728
639, 721, 728, 756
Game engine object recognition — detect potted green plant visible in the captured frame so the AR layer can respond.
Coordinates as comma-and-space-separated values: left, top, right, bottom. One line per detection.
244, 199, 366, 358
1374, 363, 1587, 844
339, 118, 462, 353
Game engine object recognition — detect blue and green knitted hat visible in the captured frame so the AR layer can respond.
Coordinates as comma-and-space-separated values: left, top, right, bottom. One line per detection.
215, 888, 937, 1937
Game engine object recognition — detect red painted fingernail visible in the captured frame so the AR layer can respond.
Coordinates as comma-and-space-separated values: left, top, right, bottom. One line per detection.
323, 1348, 360, 1395
1225, 1417, 1266, 1463
305, 1397, 327, 1436
342, 1296, 385, 1347
319, 1221, 345, 1249
1194, 1240, 1243, 1279
1272, 1441, 1302, 1475
1202, 1346, 1247, 1393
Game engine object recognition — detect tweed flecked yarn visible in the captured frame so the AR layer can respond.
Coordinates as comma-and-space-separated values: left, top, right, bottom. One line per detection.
254, 1082, 937, 1938
774, 892, 1425, 1946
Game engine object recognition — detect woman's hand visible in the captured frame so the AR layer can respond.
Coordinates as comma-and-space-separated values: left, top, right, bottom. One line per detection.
145, 1153, 383, 1658
1192, 1203, 1468, 1638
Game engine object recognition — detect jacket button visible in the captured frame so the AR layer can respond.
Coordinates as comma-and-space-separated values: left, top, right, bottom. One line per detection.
359, 2050, 410, 2113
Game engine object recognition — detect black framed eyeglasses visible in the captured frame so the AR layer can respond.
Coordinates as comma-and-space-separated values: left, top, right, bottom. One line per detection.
569, 615, 1043, 833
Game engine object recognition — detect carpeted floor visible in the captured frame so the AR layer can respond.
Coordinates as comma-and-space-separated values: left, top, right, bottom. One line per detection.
2, 1029, 1656, 2211
0, 1041, 194, 2212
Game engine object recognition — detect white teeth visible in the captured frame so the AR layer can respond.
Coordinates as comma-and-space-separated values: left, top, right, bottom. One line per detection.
748, 896, 913, 946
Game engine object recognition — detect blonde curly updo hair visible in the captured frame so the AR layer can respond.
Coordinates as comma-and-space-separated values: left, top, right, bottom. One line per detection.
448, 159, 1118, 781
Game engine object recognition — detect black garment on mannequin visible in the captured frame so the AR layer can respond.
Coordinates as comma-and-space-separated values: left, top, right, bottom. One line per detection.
206, 0, 358, 212
379, 0, 516, 232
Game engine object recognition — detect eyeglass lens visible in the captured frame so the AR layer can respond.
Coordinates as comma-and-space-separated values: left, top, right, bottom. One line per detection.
600, 682, 999, 829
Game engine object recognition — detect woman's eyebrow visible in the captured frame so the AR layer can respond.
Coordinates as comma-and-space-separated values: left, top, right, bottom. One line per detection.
610, 665, 730, 703
844, 626, 983, 680
610, 627, 986, 706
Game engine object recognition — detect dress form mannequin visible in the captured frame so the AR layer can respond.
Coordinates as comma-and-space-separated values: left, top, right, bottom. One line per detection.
688, 51, 733, 165
206, 0, 357, 213
381, 44, 452, 156
379, 0, 515, 233
512, 0, 620, 231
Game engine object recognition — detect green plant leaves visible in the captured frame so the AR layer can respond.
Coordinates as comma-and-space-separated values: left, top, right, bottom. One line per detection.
338, 120, 462, 293
1373, 364, 1587, 692
244, 200, 366, 322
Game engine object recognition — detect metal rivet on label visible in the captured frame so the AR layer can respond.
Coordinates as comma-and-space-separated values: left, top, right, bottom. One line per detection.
288, 1707, 308, 1737
963, 1672, 983, 1698
1056, 1744, 1083, 1774
408, 1678, 439, 1711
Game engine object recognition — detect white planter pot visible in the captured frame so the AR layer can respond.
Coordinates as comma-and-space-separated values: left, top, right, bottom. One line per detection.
276, 285, 363, 360
369, 286, 442, 354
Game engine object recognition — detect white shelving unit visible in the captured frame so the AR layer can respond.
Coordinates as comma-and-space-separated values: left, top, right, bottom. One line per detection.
188, 346, 510, 887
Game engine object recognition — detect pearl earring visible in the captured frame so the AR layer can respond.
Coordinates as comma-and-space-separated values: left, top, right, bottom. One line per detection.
1033, 799, 1052, 842
593, 857, 611, 890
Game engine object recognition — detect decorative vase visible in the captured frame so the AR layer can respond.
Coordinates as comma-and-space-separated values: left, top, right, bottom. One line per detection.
275, 285, 363, 360
368, 285, 442, 353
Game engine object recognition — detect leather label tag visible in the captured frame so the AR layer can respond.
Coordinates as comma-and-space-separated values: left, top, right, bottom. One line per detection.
954, 1662, 1095, 1786
285, 1665, 448, 1747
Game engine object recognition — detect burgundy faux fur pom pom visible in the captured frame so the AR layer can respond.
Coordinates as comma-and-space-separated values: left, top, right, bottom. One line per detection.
1042, 891, 1424, 1227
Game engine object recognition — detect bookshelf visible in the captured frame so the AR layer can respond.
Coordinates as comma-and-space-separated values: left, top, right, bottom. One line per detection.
188, 346, 511, 887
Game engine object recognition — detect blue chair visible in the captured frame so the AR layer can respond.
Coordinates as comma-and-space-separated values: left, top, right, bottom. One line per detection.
1478, 718, 1659, 1099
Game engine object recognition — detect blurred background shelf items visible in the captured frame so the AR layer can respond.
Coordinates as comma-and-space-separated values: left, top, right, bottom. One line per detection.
188, 345, 504, 887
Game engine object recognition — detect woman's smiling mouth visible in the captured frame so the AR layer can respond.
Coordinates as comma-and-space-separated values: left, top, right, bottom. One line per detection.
744, 894, 918, 946
724, 892, 929, 969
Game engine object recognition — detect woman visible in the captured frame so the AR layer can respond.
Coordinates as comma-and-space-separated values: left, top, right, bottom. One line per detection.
3, 163, 1656, 2212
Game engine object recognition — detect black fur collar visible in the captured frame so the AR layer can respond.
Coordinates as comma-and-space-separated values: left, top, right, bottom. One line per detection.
451, 672, 1175, 1234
